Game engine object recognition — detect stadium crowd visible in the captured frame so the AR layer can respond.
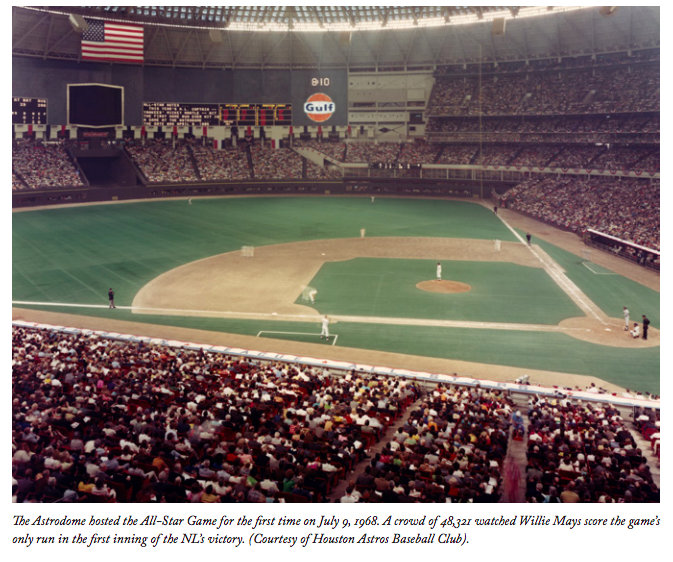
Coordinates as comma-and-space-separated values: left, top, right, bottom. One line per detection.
397, 142, 441, 166
12, 325, 658, 504
345, 142, 401, 164
427, 114, 659, 136
11, 326, 419, 504
428, 64, 659, 116
190, 144, 251, 180
435, 48, 659, 76
250, 146, 303, 179
294, 140, 347, 162
524, 394, 659, 503
497, 176, 660, 250
343, 384, 514, 503
126, 141, 199, 183
12, 142, 84, 190
436, 144, 478, 165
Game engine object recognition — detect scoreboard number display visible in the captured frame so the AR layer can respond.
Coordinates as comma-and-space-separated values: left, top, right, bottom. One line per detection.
12, 97, 47, 125
291, 70, 348, 127
144, 102, 292, 127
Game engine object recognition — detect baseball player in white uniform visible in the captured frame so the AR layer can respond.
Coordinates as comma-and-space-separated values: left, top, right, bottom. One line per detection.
623, 306, 630, 331
321, 316, 330, 339
436, 262, 442, 281
494, 239, 501, 252
301, 286, 318, 304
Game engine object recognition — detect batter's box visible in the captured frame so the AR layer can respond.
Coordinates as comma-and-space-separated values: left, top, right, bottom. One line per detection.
256, 330, 339, 346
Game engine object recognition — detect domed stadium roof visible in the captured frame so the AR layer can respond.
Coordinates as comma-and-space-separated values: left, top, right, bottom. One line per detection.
13, 6, 660, 70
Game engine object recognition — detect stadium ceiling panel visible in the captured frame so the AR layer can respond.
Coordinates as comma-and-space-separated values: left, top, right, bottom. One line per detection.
13, 6, 660, 70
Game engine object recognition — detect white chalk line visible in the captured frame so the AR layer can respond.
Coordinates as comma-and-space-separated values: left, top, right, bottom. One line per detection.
582, 262, 618, 275
493, 213, 607, 324
13, 300, 591, 334
257, 330, 339, 346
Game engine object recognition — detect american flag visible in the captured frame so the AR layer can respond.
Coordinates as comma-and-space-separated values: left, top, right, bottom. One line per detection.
82, 19, 144, 63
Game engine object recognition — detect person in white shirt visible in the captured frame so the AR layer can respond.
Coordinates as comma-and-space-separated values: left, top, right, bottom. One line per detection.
321, 315, 330, 340
631, 323, 640, 338
436, 262, 442, 281
623, 306, 630, 331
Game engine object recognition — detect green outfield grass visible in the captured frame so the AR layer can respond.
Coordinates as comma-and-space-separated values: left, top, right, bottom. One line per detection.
12, 197, 660, 393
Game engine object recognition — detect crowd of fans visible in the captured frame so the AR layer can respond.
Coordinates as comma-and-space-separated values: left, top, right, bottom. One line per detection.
344, 142, 401, 164
509, 145, 561, 167
497, 176, 660, 250
294, 140, 347, 162
436, 144, 478, 165
479, 145, 521, 167
524, 394, 659, 503
12, 142, 85, 190
12, 138, 659, 191
428, 63, 659, 116
13, 170, 25, 191
250, 146, 303, 179
427, 114, 659, 137
590, 146, 659, 171
343, 384, 513, 503
305, 161, 342, 180
546, 145, 606, 169
397, 142, 441, 166
190, 144, 251, 180
11, 321, 659, 505
435, 48, 659, 76
11, 326, 420, 504
126, 141, 199, 183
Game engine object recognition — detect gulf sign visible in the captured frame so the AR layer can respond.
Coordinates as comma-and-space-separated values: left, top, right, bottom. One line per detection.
304, 93, 335, 123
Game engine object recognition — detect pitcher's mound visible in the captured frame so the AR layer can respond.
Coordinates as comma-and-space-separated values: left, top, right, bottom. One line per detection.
417, 280, 472, 293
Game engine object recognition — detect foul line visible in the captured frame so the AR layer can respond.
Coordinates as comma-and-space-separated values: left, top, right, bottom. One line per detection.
494, 213, 606, 324
13, 300, 591, 335
582, 262, 617, 275
257, 330, 338, 346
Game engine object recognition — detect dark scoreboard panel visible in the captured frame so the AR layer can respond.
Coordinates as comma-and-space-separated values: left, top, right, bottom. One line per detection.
291, 70, 348, 127
144, 102, 291, 127
12, 97, 48, 125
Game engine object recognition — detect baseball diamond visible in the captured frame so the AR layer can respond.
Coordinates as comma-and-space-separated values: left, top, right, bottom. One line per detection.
12, 196, 660, 395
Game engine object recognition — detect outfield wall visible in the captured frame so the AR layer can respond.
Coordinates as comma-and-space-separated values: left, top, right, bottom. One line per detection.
12, 178, 512, 208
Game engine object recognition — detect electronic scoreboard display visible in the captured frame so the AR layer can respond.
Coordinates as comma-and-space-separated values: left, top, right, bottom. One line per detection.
12, 97, 47, 125
143, 102, 220, 127
144, 102, 292, 127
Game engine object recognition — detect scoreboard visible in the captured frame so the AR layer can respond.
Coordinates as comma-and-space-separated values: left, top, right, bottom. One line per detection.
144, 102, 292, 127
143, 102, 220, 127
221, 104, 291, 126
12, 97, 47, 125
290, 70, 348, 127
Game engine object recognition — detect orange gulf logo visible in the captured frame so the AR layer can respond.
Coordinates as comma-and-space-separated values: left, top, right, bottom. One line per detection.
304, 93, 335, 122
